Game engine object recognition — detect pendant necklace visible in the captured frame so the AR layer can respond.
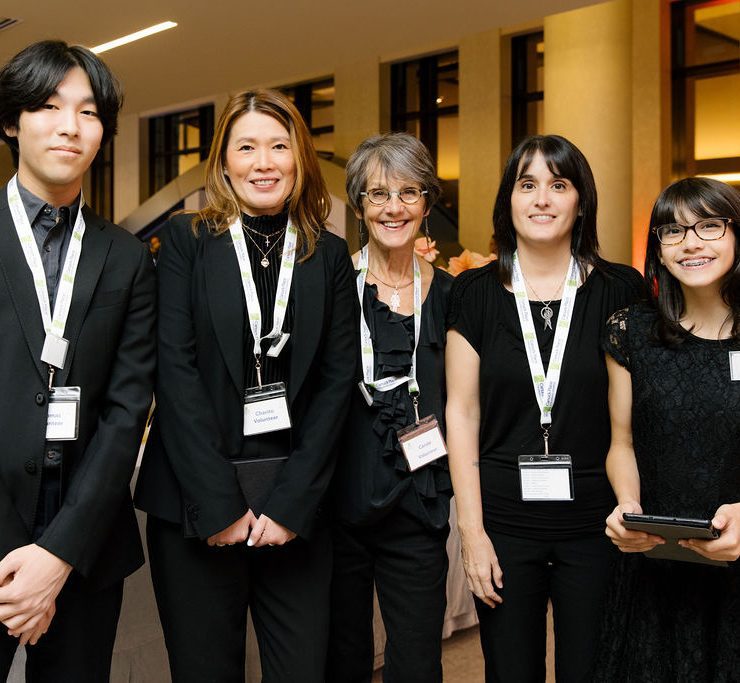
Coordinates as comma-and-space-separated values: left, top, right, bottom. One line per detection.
243, 226, 286, 267
368, 270, 413, 313
520, 269, 568, 330
244, 225, 276, 248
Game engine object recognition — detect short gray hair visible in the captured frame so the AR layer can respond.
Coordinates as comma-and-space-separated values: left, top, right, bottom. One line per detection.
345, 133, 441, 215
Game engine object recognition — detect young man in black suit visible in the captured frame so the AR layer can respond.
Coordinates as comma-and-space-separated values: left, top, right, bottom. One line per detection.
0, 41, 155, 680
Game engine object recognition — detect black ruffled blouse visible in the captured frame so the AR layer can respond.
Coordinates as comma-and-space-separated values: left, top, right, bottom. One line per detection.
331, 267, 454, 531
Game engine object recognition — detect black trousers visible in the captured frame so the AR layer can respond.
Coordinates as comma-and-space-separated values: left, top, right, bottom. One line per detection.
0, 575, 123, 683
147, 515, 331, 683
327, 509, 449, 683
476, 531, 616, 683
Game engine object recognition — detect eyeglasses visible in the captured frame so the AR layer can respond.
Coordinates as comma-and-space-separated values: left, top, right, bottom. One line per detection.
360, 188, 428, 205
652, 217, 733, 246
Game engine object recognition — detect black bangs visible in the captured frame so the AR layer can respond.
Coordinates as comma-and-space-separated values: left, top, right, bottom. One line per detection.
650, 178, 740, 229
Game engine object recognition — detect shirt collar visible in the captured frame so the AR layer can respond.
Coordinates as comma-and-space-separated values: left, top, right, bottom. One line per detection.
16, 178, 81, 230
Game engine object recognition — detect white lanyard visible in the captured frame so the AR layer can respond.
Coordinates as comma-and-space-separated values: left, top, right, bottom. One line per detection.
511, 251, 579, 427
7, 174, 85, 370
356, 245, 421, 395
228, 216, 297, 379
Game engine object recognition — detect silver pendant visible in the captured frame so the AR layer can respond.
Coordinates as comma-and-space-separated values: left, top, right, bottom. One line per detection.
261, 257, 269, 268
541, 305, 553, 330
390, 289, 401, 312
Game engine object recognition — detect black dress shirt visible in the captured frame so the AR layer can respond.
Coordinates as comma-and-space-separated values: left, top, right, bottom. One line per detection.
17, 180, 80, 308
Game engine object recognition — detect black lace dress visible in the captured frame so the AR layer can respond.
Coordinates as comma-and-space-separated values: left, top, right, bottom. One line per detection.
594, 303, 740, 682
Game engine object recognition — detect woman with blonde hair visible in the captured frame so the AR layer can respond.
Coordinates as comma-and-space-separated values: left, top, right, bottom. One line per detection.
135, 89, 356, 682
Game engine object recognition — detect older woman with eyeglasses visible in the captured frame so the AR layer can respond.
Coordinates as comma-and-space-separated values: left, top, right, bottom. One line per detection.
327, 133, 453, 683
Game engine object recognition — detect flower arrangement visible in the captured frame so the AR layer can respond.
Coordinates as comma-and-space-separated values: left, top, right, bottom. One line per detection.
414, 236, 495, 275
445, 249, 495, 276
413, 236, 440, 263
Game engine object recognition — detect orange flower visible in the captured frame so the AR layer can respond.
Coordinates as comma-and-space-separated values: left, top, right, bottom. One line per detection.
446, 249, 495, 276
148, 236, 161, 256
414, 236, 440, 263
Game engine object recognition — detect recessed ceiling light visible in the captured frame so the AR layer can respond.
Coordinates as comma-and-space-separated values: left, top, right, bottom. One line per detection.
91, 21, 177, 54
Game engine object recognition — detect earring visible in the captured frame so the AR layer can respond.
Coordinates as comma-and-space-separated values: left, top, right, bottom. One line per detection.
358, 218, 365, 249
424, 216, 432, 248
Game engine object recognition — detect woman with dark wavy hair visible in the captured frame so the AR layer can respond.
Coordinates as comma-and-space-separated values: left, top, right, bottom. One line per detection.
135, 89, 356, 682
594, 177, 740, 681
446, 134, 645, 681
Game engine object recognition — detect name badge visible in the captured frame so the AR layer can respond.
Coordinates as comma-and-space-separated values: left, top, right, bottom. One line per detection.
397, 415, 447, 472
41, 333, 69, 370
518, 454, 574, 501
243, 382, 291, 436
730, 351, 740, 381
46, 386, 80, 440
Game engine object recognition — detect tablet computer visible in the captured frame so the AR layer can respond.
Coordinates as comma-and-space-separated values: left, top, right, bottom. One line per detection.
622, 513, 718, 539
622, 513, 727, 567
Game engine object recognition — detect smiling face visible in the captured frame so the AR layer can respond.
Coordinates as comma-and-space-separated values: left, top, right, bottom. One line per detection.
659, 211, 736, 295
223, 110, 296, 216
4, 66, 103, 204
510, 151, 580, 250
359, 164, 428, 254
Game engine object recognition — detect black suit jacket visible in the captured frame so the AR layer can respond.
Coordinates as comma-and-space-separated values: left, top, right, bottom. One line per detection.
0, 185, 156, 589
135, 214, 356, 540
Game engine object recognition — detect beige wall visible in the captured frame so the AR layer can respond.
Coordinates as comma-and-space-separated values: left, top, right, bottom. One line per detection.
334, 58, 381, 162
113, 113, 141, 224
459, 28, 503, 255
631, 0, 670, 269
545, 0, 634, 265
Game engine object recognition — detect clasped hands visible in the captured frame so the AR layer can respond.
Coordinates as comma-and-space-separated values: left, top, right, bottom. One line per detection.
0, 544, 72, 645
606, 501, 740, 562
207, 509, 296, 548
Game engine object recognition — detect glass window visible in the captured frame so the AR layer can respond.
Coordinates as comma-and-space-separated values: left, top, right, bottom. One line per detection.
89, 140, 114, 221
281, 78, 335, 158
672, 0, 740, 185
148, 105, 214, 198
390, 51, 459, 218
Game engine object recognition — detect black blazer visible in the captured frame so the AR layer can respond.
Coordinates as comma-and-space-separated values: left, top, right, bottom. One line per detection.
135, 214, 356, 540
0, 186, 156, 590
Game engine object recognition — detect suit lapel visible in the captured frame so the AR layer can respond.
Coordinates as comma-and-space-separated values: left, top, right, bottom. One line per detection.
55, 207, 111, 386
290, 251, 324, 402
0, 190, 48, 383
205, 231, 245, 396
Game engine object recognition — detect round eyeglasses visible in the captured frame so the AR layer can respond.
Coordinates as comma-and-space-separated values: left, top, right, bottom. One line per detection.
651, 217, 733, 246
360, 188, 428, 205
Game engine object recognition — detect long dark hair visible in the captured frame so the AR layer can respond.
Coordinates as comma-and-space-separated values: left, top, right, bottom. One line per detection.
645, 177, 740, 344
492, 135, 600, 283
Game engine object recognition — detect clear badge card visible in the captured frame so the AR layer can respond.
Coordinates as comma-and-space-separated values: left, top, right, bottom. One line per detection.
243, 382, 291, 436
398, 415, 447, 472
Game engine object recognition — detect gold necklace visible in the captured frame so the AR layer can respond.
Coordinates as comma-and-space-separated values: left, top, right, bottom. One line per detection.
368, 270, 413, 313
242, 226, 286, 268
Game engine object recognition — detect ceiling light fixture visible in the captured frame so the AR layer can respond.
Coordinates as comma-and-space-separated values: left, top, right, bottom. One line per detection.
91, 21, 177, 54
698, 172, 740, 184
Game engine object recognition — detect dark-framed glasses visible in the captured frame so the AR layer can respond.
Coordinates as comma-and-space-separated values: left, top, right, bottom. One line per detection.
360, 188, 428, 205
652, 217, 733, 246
